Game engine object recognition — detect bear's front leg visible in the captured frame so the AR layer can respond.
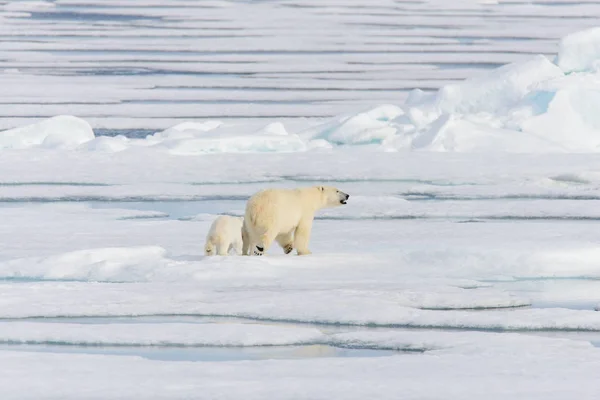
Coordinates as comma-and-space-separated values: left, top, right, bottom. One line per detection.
294, 218, 313, 256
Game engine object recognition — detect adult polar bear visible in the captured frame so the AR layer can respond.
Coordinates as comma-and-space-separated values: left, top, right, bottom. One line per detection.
242, 186, 349, 256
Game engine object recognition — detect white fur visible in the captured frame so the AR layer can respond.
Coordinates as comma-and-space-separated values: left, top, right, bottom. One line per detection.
242, 186, 349, 256
204, 215, 245, 256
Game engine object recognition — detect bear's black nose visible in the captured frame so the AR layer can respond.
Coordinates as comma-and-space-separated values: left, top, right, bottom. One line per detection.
345, 194, 350, 200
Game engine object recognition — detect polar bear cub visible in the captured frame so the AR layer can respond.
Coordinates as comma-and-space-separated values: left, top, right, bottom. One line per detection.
242, 186, 349, 256
204, 215, 245, 256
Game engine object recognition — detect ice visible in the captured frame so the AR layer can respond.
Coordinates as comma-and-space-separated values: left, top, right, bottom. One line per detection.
5, 30, 600, 153
318, 195, 600, 220
404, 117, 568, 153
81, 135, 129, 153
2, 280, 597, 331
0, 115, 94, 150
0, 331, 599, 399
2, 201, 600, 332
153, 121, 224, 140
304, 105, 403, 145
425, 55, 562, 120
4, 31, 592, 154
82, 120, 307, 154
0, 321, 590, 353
154, 122, 306, 155
2, 1, 55, 12
0, 246, 169, 282
519, 85, 600, 151
556, 27, 600, 73
2, 0, 597, 132
0, 322, 324, 347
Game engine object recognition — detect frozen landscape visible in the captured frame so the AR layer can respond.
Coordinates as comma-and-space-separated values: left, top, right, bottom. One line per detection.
3, 0, 600, 398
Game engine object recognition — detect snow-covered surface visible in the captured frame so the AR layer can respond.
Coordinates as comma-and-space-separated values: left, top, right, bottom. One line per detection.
3, 151, 600, 397
4, 1, 600, 399
2, 332, 600, 399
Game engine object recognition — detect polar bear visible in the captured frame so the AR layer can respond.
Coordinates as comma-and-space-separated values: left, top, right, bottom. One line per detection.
242, 186, 349, 256
204, 215, 245, 256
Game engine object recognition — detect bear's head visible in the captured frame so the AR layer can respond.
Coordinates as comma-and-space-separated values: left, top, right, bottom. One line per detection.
317, 186, 349, 208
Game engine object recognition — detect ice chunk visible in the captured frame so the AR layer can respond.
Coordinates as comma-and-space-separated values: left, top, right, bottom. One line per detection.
258, 122, 288, 136
81, 136, 130, 152
406, 117, 567, 153
151, 120, 223, 141
520, 87, 600, 151
363, 104, 404, 121
556, 27, 600, 73
149, 120, 306, 154
395, 56, 565, 148
0, 246, 170, 282
404, 88, 433, 106
0, 115, 94, 150
310, 111, 397, 145
163, 134, 306, 155
306, 139, 333, 151
433, 55, 563, 116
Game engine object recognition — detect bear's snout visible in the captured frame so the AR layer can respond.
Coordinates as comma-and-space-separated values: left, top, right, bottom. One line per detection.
340, 192, 349, 205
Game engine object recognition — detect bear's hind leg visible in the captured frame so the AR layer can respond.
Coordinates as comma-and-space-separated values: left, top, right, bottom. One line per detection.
276, 231, 294, 255
253, 231, 276, 256
241, 224, 251, 256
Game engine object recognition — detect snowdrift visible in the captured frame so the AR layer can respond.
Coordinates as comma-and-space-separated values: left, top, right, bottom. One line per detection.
3, 28, 600, 153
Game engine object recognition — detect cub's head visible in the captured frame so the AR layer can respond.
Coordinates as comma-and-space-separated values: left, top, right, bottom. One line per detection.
317, 186, 349, 208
